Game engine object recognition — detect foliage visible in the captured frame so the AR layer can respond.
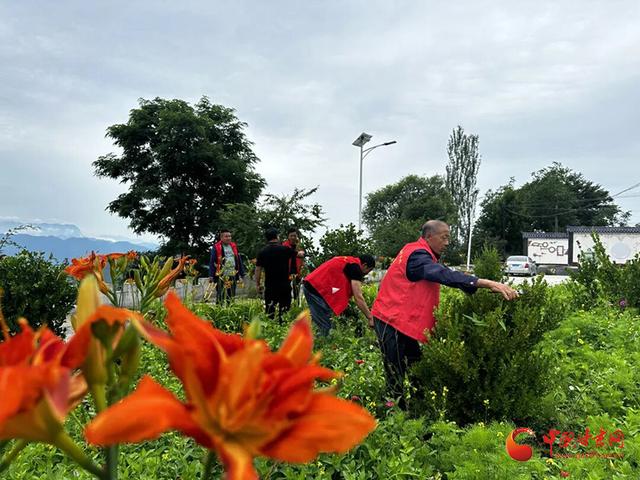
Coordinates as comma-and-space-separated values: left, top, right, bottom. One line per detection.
93, 96, 265, 259
0, 250, 76, 337
362, 175, 458, 257
410, 277, 567, 426
539, 307, 640, 433
5, 279, 640, 479
220, 187, 326, 259
445, 125, 481, 249
475, 163, 629, 255
472, 245, 504, 282
568, 232, 640, 310
315, 223, 373, 267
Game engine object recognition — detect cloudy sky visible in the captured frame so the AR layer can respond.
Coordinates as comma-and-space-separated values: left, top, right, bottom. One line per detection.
2, 1, 640, 243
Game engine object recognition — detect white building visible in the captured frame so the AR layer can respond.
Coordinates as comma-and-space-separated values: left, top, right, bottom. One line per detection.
522, 232, 569, 265
523, 226, 640, 265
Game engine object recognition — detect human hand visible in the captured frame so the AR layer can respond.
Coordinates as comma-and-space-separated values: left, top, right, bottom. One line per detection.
489, 281, 518, 301
367, 314, 374, 329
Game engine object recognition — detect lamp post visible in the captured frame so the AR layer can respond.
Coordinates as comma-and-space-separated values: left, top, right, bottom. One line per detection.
352, 132, 396, 230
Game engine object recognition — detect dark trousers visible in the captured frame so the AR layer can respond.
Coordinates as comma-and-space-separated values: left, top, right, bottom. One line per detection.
373, 317, 422, 407
215, 278, 237, 305
302, 284, 333, 336
265, 285, 292, 321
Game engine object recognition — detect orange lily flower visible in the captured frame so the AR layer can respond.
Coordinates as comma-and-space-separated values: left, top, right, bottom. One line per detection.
155, 256, 189, 297
85, 295, 376, 479
0, 316, 88, 443
65, 252, 110, 294
65, 276, 144, 387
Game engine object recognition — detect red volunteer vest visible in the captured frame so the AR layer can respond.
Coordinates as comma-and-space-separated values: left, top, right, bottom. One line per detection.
372, 238, 441, 343
282, 240, 304, 274
215, 241, 240, 271
304, 256, 362, 315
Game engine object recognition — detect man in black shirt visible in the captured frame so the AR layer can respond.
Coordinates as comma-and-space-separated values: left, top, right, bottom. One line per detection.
255, 227, 304, 321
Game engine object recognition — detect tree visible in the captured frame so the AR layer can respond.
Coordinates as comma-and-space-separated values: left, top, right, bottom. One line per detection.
315, 224, 373, 267
0, 250, 77, 338
474, 163, 629, 255
220, 187, 326, 259
93, 97, 266, 258
445, 125, 481, 248
362, 175, 458, 258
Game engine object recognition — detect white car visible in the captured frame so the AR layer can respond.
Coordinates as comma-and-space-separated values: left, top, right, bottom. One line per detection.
506, 256, 537, 276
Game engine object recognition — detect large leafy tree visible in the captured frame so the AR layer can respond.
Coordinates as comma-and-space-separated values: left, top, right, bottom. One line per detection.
93, 97, 265, 258
220, 187, 326, 259
362, 175, 458, 257
475, 163, 629, 255
445, 125, 481, 248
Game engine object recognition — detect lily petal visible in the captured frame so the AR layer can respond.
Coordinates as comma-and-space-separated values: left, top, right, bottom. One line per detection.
85, 375, 200, 445
261, 394, 376, 463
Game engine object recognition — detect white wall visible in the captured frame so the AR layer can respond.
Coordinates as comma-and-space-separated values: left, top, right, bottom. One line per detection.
527, 238, 569, 265
572, 233, 640, 264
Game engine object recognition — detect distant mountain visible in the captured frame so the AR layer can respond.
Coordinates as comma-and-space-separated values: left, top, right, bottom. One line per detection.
0, 220, 83, 239
2, 234, 154, 262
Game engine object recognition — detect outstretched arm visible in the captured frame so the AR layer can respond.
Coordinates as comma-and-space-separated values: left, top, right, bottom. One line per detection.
351, 280, 374, 328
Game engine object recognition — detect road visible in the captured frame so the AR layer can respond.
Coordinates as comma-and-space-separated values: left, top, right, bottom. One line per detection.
507, 275, 569, 286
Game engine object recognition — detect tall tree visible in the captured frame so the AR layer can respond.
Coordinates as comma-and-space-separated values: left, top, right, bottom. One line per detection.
220, 187, 326, 259
362, 175, 458, 257
93, 97, 265, 258
445, 125, 481, 247
474, 163, 629, 255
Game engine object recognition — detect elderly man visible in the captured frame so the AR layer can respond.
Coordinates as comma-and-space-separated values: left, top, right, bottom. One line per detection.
371, 220, 518, 405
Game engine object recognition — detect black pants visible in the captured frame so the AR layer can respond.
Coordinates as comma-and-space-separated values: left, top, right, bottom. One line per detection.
265, 285, 292, 321
373, 317, 422, 407
215, 278, 237, 305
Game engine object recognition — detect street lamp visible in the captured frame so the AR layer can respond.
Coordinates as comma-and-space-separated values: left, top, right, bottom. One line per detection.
352, 132, 397, 230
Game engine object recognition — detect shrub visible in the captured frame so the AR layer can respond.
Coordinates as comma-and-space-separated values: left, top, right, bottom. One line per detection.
472, 245, 504, 281
0, 250, 77, 337
315, 223, 373, 267
410, 275, 567, 425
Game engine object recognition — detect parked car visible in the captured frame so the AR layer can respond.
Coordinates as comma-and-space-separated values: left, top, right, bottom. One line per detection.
505, 255, 537, 276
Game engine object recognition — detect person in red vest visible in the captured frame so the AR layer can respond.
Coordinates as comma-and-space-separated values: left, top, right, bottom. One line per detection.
303, 254, 376, 336
371, 220, 518, 405
209, 229, 245, 304
282, 227, 304, 302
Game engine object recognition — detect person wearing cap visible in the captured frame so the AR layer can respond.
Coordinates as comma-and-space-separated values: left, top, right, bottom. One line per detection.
302, 254, 376, 336
371, 220, 519, 405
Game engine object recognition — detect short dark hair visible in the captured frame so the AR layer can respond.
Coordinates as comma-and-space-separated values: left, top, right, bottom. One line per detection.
287, 227, 298, 235
220, 228, 231, 235
265, 227, 279, 241
359, 254, 375, 269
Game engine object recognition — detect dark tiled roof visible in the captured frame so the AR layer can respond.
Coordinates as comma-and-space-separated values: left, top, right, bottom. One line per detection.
522, 232, 569, 239
566, 226, 640, 234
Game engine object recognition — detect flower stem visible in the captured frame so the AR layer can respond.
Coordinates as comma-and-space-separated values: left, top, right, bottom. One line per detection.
203, 451, 216, 479
0, 440, 28, 473
106, 445, 119, 480
91, 384, 108, 412
53, 432, 105, 479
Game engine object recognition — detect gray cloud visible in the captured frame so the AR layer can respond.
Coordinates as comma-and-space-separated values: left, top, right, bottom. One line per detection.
1, 0, 640, 245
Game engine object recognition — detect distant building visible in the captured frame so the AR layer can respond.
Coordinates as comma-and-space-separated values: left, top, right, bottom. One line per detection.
522, 232, 569, 266
523, 226, 640, 265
